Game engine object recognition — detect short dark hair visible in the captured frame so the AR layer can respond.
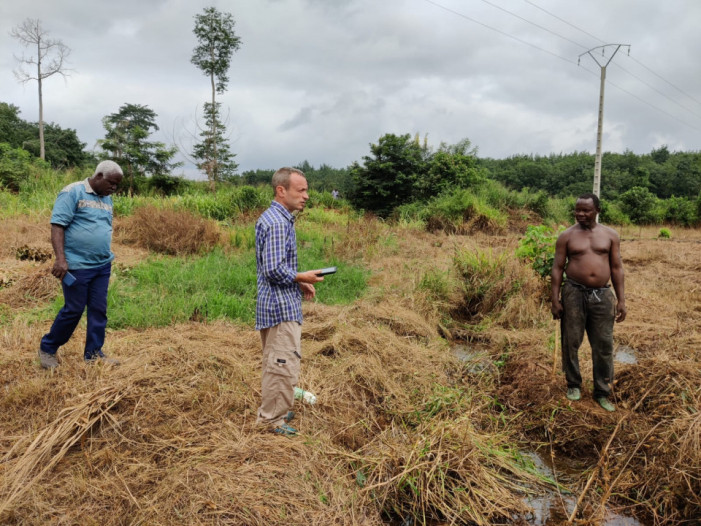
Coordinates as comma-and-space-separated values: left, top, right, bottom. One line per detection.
577, 192, 600, 210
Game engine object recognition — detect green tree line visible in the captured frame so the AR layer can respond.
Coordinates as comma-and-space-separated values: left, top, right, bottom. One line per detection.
2, 109, 700, 225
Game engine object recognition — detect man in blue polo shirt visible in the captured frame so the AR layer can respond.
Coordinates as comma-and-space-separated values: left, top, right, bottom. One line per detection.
255, 167, 324, 436
38, 160, 123, 369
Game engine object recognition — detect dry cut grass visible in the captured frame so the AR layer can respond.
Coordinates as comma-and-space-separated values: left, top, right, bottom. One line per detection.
0, 296, 550, 525
1, 212, 699, 525
115, 206, 223, 255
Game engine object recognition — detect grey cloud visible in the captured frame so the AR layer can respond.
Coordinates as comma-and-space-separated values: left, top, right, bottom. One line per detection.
2, 0, 701, 174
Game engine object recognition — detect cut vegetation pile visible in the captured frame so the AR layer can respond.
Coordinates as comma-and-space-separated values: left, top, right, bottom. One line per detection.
0, 263, 58, 309
1, 202, 699, 525
0, 301, 548, 525
115, 206, 223, 255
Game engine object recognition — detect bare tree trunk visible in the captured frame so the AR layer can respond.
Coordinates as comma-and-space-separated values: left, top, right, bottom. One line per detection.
37, 38, 45, 161
209, 62, 217, 193
11, 18, 71, 164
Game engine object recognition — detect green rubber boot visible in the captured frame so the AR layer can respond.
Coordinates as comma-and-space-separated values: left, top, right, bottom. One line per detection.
596, 397, 616, 412
566, 387, 581, 401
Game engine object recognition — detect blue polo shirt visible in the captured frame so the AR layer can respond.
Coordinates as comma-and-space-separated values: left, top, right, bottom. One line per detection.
50, 178, 115, 269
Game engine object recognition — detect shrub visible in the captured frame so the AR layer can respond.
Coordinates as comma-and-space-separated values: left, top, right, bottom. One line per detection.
658, 228, 671, 239
424, 189, 507, 234
619, 186, 659, 224
148, 173, 190, 196
543, 195, 576, 224
662, 196, 696, 226
524, 190, 550, 218
418, 269, 453, 304
0, 143, 35, 191
475, 179, 521, 210
176, 193, 235, 221
515, 224, 564, 279
393, 201, 427, 224
308, 189, 351, 211
600, 200, 630, 225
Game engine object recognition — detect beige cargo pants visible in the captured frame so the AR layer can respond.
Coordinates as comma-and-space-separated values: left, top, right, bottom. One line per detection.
256, 321, 301, 429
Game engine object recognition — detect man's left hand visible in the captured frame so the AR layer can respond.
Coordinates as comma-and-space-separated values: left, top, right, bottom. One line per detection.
299, 282, 316, 300
615, 301, 627, 322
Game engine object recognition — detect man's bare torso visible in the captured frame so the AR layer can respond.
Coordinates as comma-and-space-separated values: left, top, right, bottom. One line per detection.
563, 224, 616, 288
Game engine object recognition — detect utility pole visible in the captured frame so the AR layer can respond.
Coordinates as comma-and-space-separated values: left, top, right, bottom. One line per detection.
578, 44, 630, 198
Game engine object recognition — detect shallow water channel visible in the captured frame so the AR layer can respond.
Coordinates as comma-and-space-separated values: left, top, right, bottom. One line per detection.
448, 344, 645, 525
521, 451, 644, 525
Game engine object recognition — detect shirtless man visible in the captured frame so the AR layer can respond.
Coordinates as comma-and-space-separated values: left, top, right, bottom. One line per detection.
551, 193, 626, 412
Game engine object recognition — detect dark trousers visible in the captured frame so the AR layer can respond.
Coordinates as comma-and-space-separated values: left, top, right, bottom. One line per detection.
560, 279, 615, 398
40, 263, 111, 360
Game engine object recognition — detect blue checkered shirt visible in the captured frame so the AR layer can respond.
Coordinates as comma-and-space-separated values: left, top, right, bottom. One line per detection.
255, 201, 302, 330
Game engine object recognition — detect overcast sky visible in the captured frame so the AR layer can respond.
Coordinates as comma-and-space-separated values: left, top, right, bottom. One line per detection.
2, 0, 700, 177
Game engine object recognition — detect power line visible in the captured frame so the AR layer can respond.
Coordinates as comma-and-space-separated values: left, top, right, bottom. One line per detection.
422, 0, 701, 131
483, 0, 701, 119
522, 0, 701, 112
477, 0, 585, 49
521, 0, 605, 45
605, 78, 701, 133
421, 0, 580, 67
612, 61, 701, 121
627, 55, 701, 108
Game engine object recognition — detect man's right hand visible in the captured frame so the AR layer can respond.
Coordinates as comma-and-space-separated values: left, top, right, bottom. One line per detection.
295, 270, 325, 284
551, 301, 563, 320
51, 258, 69, 280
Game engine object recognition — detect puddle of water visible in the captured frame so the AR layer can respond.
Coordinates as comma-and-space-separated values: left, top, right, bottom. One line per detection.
451, 344, 496, 374
615, 345, 638, 364
522, 451, 646, 526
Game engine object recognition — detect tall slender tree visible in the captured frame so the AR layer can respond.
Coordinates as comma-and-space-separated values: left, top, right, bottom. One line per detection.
191, 7, 241, 190
10, 18, 71, 161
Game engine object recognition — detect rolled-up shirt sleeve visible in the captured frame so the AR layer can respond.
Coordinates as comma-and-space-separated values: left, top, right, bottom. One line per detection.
259, 222, 297, 285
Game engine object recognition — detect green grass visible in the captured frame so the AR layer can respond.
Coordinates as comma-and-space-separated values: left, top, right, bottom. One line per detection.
43, 248, 369, 329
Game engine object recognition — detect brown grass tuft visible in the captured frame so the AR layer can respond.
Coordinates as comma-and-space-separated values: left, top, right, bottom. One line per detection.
115, 206, 222, 255
0, 264, 59, 309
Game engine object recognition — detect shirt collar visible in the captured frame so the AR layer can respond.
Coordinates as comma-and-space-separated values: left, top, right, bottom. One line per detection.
270, 200, 295, 222
83, 178, 97, 194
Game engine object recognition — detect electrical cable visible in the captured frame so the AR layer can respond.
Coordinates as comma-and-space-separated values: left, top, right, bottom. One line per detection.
422, 0, 701, 131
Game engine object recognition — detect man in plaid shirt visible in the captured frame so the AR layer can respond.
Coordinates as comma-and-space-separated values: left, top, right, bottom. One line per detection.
255, 167, 324, 436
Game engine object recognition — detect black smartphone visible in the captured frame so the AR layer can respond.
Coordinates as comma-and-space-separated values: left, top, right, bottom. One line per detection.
316, 266, 337, 276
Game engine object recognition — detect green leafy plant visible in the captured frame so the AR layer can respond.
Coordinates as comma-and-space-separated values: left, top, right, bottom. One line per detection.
515, 224, 564, 279
658, 227, 671, 239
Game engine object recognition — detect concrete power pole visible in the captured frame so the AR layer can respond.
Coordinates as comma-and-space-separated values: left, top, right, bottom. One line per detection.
578, 44, 630, 198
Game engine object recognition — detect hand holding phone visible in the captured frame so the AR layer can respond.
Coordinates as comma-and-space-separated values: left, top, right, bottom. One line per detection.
62, 272, 76, 286
316, 266, 337, 276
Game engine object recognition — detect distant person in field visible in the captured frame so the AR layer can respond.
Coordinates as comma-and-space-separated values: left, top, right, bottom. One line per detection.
551, 193, 626, 412
331, 189, 339, 200
255, 167, 325, 436
38, 161, 123, 370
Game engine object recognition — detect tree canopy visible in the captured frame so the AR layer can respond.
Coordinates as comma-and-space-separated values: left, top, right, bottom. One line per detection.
0, 102, 87, 169
98, 103, 181, 192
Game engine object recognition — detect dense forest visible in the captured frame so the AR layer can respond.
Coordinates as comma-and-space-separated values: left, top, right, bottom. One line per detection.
2, 102, 700, 225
